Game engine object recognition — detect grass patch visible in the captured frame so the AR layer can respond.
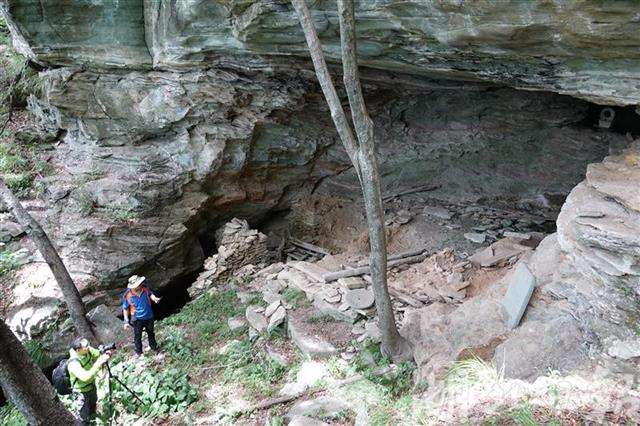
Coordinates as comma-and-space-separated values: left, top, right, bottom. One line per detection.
99, 205, 139, 222
305, 313, 337, 324
281, 287, 307, 307
215, 339, 287, 397
0, 136, 49, 195
0, 247, 21, 275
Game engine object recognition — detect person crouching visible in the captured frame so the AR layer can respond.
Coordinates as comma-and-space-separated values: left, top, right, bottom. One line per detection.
121, 275, 162, 356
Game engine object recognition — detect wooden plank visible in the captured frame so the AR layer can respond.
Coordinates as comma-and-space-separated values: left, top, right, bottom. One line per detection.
290, 261, 331, 283
290, 238, 332, 256
323, 253, 428, 283
356, 247, 427, 267
382, 184, 440, 202
388, 287, 423, 308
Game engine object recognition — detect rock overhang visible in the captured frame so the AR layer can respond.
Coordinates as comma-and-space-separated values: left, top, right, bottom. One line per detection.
3, 0, 640, 106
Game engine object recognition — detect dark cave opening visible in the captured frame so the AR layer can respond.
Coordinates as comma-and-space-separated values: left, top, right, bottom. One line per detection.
583, 104, 640, 137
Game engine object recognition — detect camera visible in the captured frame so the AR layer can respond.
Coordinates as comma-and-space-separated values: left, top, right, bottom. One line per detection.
98, 343, 116, 353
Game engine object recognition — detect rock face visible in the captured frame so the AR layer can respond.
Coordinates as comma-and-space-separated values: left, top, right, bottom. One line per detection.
555, 142, 640, 349
1, 2, 637, 334
4, 1, 640, 105
404, 143, 640, 383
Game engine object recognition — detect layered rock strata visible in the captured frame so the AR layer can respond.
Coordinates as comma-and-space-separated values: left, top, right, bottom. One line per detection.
4, 1, 640, 105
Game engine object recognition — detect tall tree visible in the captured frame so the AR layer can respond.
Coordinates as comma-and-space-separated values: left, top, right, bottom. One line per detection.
0, 318, 79, 425
0, 179, 97, 343
292, 0, 413, 362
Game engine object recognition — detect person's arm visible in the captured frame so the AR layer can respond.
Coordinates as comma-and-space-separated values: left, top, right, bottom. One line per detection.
148, 287, 161, 304
122, 293, 131, 328
67, 355, 108, 383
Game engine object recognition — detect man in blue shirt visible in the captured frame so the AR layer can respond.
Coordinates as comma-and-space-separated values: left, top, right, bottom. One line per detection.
122, 275, 162, 356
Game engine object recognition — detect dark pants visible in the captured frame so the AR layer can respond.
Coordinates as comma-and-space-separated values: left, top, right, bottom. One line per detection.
73, 388, 97, 425
133, 318, 157, 354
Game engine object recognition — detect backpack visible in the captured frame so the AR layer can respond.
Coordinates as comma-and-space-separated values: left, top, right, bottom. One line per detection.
124, 287, 151, 317
51, 358, 72, 395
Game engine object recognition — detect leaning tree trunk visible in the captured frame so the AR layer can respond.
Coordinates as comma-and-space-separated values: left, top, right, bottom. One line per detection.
292, 0, 413, 362
0, 179, 97, 343
0, 318, 79, 425
337, 0, 413, 362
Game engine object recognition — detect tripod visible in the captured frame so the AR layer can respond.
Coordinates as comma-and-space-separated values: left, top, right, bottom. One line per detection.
104, 362, 145, 425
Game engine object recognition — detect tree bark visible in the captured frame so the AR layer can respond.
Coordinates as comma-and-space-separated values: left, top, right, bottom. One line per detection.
0, 179, 97, 343
290, 0, 361, 177
292, 0, 413, 362
0, 319, 79, 425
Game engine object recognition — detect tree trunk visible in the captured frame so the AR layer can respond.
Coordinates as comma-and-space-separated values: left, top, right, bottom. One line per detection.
290, 0, 361, 177
0, 319, 79, 425
292, 0, 413, 362
0, 179, 97, 343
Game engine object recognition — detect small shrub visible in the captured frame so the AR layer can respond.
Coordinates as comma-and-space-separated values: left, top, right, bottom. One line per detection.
23, 339, 51, 368
0, 248, 20, 275
103, 360, 198, 419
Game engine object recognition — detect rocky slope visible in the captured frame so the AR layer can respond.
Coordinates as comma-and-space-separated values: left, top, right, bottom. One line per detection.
1, 1, 639, 349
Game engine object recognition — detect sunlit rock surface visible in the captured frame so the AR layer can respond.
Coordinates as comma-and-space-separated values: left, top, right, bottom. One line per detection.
4, 0, 640, 105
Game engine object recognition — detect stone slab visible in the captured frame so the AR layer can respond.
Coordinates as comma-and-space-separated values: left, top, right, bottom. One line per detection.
288, 318, 338, 358
464, 232, 486, 244
344, 287, 375, 310
501, 263, 535, 329
245, 305, 268, 332
286, 396, 350, 422
313, 298, 358, 323
338, 276, 367, 289
267, 306, 287, 333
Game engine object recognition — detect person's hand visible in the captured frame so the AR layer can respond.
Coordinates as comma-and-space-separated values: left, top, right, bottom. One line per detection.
123, 322, 131, 330
151, 295, 161, 304
97, 354, 110, 366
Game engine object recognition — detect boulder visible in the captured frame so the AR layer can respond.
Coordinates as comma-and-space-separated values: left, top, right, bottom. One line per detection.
313, 298, 358, 324
344, 288, 375, 310
0, 221, 24, 242
227, 316, 248, 332
245, 305, 268, 333
87, 304, 128, 346
267, 306, 286, 333
286, 397, 350, 422
288, 416, 329, 426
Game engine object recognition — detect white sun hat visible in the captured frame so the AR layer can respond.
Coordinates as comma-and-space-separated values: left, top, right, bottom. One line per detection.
127, 275, 146, 289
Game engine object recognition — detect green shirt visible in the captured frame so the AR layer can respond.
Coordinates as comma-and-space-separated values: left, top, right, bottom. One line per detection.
67, 347, 101, 393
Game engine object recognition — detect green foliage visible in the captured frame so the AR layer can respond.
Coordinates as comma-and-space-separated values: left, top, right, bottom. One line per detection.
281, 287, 307, 307
102, 361, 198, 420
0, 14, 44, 111
23, 339, 51, 368
215, 339, 286, 396
0, 247, 20, 275
509, 402, 538, 426
162, 291, 241, 329
101, 206, 138, 222
0, 137, 49, 195
305, 313, 336, 324
74, 190, 95, 215
161, 328, 194, 360
0, 403, 28, 426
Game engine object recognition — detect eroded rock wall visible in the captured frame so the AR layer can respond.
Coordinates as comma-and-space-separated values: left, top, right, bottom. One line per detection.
4, 0, 640, 105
